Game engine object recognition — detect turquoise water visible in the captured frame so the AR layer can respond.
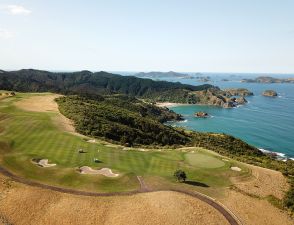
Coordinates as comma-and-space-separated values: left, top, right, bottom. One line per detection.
162, 77, 294, 158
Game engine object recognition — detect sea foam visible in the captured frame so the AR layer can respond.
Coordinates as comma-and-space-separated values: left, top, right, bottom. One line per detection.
259, 148, 290, 161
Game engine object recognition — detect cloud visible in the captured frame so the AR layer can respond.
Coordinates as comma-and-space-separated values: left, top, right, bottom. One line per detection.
0, 29, 14, 39
2, 5, 31, 15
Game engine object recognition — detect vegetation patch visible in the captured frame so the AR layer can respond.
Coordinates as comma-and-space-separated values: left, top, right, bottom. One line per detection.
56, 95, 190, 146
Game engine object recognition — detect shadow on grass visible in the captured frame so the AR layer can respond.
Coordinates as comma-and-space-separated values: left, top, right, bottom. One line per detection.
94, 159, 103, 163
184, 180, 209, 187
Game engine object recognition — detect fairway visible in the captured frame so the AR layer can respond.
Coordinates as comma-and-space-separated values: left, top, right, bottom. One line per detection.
0, 93, 248, 194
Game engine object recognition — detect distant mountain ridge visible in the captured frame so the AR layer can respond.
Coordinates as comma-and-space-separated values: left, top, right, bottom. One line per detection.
0, 69, 213, 101
0, 69, 252, 107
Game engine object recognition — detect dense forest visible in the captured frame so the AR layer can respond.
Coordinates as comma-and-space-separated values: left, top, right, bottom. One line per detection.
0, 69, 213, 103
56, 95, 190, 146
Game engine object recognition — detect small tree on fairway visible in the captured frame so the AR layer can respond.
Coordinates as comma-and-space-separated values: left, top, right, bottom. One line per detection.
174, 169, 187, 182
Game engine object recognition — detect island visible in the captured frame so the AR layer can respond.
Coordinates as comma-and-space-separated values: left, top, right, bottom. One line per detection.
241, 76, 294, 83
224, 88, 254, 96
134, 71, 195, 79
196, 76, 211, 82
263, 90, 278, 97
195, 111, 209, 118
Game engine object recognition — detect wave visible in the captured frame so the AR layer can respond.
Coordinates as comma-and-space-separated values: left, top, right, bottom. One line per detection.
259, 148, 291, 161
179, 119, 188, 123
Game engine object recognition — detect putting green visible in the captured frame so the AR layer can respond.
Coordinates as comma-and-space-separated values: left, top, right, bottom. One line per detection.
185, 152, 225, 168
0, 92, 247, 194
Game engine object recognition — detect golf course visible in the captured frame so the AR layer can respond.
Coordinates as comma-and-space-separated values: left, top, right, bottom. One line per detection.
0, 92, 293, 225
0, 92, 249, 195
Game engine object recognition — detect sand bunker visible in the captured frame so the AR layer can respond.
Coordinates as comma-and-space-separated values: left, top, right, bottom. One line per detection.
79, 166, 119, 177
87, 139, 97, 143
36, 159, 56, 168
231, 167, 241, 171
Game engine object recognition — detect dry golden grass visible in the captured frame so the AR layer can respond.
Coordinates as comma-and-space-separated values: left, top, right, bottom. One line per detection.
222, 164, 294, 225
221, 190, 293, 225
0, 174, 229, 225
14, 94, 62, 112
232, 164, 289, 199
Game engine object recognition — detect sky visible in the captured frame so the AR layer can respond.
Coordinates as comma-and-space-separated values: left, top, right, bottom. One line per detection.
0, 0, 293, 73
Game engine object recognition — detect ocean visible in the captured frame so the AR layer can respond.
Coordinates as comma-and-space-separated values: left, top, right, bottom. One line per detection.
130, 73, 294, 159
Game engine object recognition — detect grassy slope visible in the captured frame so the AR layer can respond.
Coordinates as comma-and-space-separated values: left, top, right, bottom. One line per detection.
0, 93, 249, 195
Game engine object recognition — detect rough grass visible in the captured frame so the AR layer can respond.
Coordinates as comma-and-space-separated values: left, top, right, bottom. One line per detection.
0, 93, 249, 193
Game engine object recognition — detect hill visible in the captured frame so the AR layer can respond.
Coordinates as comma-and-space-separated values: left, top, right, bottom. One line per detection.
56, 95, 190, 146
0, 69, 212, 101
0, 69, 250, 107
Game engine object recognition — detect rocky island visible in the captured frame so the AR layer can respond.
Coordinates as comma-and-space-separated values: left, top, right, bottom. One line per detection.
195, 111, 209, 118
241, 76, 294, 83
262, 90, 278, 97
224, 88, 254, 96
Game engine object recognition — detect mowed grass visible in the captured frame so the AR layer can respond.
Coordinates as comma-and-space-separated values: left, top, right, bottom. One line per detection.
0, 93, 249, 193
185, 152, 225, 168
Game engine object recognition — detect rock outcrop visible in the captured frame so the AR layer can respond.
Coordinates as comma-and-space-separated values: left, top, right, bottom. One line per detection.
224, 88, 254, 96
235, 96, 247, 104
189, 87, 249, 108
195, 112, 209, 118
262, 90, 278, 97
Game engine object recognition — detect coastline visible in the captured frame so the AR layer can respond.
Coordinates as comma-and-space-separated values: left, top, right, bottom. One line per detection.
155, 102, 189, 108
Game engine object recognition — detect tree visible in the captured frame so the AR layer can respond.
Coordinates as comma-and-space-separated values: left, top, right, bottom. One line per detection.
174, 169, 187, 182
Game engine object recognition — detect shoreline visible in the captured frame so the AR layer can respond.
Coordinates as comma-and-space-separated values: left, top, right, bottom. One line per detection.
156, 102, 190, 108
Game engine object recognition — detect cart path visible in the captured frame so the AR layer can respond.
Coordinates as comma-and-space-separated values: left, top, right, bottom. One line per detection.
136, 175, 149, 191
0, 166, 241, 225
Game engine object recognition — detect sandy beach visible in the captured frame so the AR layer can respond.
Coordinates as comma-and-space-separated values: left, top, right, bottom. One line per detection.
155, 102, 188, 108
